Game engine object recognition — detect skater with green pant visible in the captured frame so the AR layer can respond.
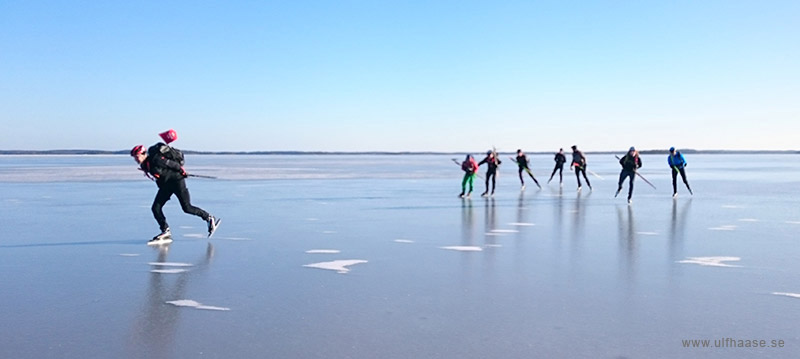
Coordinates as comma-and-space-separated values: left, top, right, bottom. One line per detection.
668, 147, 693, 197
459, 154, 479, 198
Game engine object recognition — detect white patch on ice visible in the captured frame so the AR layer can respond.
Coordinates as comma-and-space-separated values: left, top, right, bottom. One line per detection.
196, 305, 231, 311
773, 292, 800, 299
303, 260, 368, 274
485, 233, 506, 236
119, 253, 140, 257
305, 218, 319, 221
490, 229, 519, 233
484, 244, 503, 248
785, 221, 800, 225
721, 205, 744, 209
306, 249, 341, 254
167, 299, 201, 307
183, 233, 205, 238
394, 239, 414, 243
166, 299, 230, 311
179, 226, 194, 229
322, 230, 337, 234
738, 218, 759, 222
708, 225, 737, 231
508, 222, 535, 226
151, 269, 189, 274
677, 257, 741, 267
149, 262, 194, 267
636, 231, 659, 236
440, 246, 483, 252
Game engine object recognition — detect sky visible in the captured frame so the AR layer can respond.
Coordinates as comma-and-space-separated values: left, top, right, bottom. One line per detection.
1, 0, 798, 152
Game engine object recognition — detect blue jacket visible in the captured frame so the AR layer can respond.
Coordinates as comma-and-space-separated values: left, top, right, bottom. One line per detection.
667, 152, 687, 169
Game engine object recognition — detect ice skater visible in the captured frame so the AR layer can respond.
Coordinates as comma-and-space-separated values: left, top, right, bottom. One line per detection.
668, 147, 693, 197
548, 148, 567, 186
458, 154, 479, 198
514, 149, 540, 190
570, 145, 591, 191
131, 141, 221, 244
478, 150, 502, 196
616, 147, 642, 204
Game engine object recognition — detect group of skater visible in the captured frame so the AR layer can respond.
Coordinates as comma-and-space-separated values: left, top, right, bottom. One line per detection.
129, 130, 693, 245
458, 146, 693, 204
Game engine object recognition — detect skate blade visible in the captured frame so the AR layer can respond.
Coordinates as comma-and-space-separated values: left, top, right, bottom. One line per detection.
147, 238, 173, 246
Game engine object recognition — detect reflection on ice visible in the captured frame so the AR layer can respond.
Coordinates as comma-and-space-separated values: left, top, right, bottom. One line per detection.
303, 260, 368, 274
678, 257, 741, 267
394, 239, 414, 243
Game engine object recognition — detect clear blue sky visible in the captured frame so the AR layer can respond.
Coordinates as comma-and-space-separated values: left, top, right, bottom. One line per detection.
1, 0, 798, 152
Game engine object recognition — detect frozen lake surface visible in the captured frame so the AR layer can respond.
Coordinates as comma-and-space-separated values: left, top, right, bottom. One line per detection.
1, 153, 799, 358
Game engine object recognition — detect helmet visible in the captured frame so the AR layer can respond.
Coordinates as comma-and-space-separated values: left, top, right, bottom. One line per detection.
629, 146, 636, 152
487, 150, 492, 155
669, 147, 675, 152
130, 145, 145, 157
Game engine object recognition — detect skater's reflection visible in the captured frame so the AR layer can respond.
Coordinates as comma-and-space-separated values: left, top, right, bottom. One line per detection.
484, 197, 497, 268
460, 198, 474, 247
669, 199, 692, 269
569, 191, 586, 258
127, 243, 214, 359
617, 205, 638, 285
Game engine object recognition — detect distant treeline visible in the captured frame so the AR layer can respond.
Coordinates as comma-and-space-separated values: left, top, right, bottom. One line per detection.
1, 149, 798, 155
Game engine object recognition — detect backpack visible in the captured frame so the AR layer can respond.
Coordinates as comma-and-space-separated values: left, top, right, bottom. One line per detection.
149, 142, 185, 166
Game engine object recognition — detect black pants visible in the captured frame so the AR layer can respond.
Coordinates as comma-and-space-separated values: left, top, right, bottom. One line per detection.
672, 167, 690, 193
152, 178, 209, 231
518, 167, 536, 184
575, 166, 591, 188
549, 164, 564, 182
485, 170, 497, 193
618, 170, 636, 199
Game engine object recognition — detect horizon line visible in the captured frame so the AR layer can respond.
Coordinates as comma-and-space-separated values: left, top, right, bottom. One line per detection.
1, 149, 798, 155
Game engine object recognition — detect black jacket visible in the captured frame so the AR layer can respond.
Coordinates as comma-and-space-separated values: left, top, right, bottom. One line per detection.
141, 143, 185, 185
619, 153, 642, 172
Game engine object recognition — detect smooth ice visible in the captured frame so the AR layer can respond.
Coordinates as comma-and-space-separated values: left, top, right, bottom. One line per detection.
2, 154, 800, 358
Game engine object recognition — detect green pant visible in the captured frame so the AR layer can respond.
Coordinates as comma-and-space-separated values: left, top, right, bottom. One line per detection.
461, 173, 475, 193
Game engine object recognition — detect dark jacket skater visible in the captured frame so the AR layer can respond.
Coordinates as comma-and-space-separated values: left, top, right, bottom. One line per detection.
478, 150, 502, 196
569, 145, 591, 190
616, 147, 642, 203
548, 148, 567, 185
515, 149, 540, 189
131, 143, 220, 243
